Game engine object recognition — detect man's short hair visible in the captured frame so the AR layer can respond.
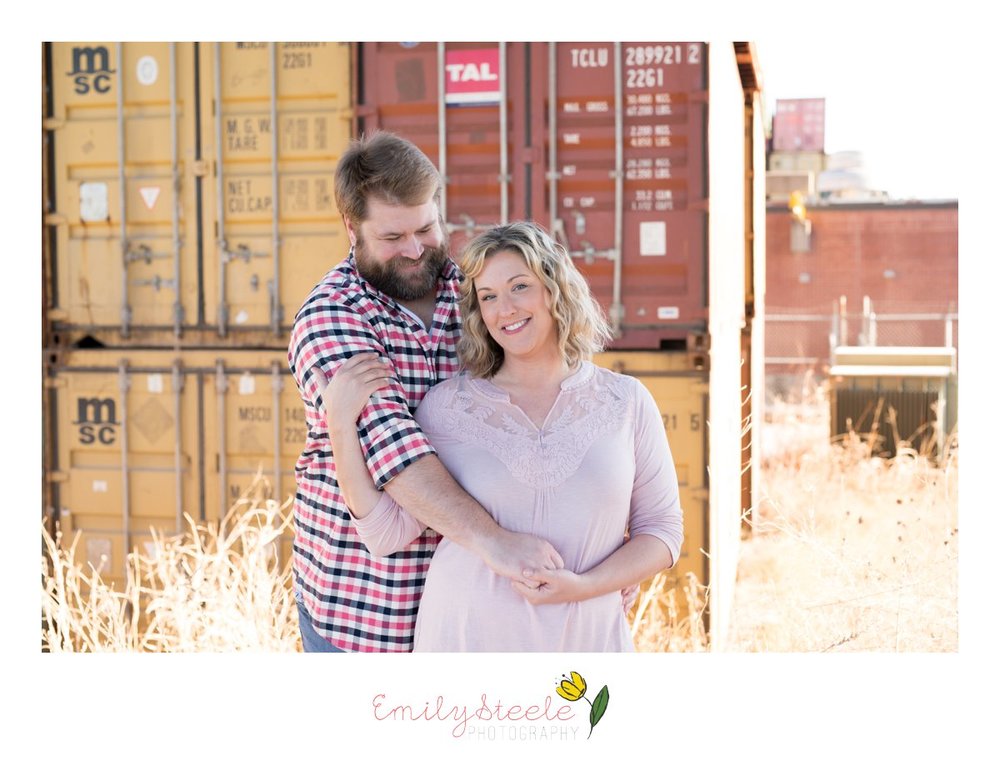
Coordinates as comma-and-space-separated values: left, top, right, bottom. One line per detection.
334, 131, 442, 224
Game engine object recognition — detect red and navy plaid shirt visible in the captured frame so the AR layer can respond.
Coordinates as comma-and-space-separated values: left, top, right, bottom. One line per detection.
288, 252, 463, 652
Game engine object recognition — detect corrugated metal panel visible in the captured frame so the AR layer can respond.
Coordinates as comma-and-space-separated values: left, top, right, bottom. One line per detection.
831, 384, 943, 458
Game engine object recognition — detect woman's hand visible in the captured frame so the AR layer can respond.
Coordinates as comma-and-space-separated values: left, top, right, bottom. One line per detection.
511, 567, 589, 605
319, 353, 392, 434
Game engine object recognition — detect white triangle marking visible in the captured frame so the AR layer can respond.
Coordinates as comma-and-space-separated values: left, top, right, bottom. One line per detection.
139, 187, 161, 210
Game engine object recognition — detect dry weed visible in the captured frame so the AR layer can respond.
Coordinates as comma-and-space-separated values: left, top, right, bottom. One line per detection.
45, 386, 950, 655
727, 390, 958, 652
631, 572, 710, 652
41, 476, 299, 653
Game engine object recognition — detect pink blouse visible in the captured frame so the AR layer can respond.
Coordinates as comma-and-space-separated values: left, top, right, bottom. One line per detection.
353, 361, 683, 651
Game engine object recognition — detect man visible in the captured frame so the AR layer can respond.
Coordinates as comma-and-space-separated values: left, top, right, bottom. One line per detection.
288, 131, 563, 652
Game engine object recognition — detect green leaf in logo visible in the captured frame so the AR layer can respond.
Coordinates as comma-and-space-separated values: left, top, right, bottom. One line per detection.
588, 685, 609, 738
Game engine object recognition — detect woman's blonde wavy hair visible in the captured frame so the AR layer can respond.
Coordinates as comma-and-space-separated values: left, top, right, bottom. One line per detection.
457, 221, 612, 378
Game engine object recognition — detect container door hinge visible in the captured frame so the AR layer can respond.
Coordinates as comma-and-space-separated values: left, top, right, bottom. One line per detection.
46, 470, 69, 483
192, 160, 210, 177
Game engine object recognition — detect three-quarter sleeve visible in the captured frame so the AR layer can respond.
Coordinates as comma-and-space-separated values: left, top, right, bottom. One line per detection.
351, 491, 428, 557
628, 380, 684, 568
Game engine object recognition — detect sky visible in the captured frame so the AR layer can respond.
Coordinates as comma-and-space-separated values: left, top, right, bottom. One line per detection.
755, 38, 961, 201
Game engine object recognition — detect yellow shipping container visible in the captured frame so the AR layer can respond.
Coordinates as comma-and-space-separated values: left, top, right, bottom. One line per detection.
43, 42, 352, 347
45, 349, 303, 588
593, 351, 709, 596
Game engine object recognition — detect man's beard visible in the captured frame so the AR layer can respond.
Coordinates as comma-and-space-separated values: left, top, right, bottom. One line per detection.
354, 233, 449, 301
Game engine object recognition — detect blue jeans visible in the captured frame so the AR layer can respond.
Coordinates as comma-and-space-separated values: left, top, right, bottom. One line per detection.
295, 588, 344, 653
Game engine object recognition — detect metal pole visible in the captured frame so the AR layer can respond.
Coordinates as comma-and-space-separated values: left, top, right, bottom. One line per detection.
839, 295, 848, 348
170, 42, 183, 338
214, 43, 229, 337
610, 42, 625, 337
216, 360, 228, 532
437, 42, 448, 224
117, 42, 132, 338
547, 42, 558, 236
498, 43, 508, 224
173, 360, 185, 535
862, 295, 871, 346
272, 362, 283, 503
269, 43, 282, 337
830, 300, 838, 359
118, 360, 131, 578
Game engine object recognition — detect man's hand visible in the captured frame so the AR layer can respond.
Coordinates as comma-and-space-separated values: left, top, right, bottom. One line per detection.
384, 456, 564, 585
475, 529, 564, 585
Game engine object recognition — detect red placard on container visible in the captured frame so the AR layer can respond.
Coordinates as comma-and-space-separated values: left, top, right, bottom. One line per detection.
444, 48, 501, 106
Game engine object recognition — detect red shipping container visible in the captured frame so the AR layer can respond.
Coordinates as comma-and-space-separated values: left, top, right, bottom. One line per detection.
357, 42, 715, 349
772, 97, 826, 152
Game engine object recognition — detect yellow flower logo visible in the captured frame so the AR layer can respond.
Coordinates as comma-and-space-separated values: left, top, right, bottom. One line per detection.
556, 671, 587, 702
554, 671, 609, 739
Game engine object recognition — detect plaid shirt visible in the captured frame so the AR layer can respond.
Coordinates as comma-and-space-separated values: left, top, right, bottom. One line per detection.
288, 252, 463, 652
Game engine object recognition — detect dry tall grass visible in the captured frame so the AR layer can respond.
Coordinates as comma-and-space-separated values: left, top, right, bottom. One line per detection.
725, 382, 958, 652
41, 478, 299, 652
630, 572, 709, 652
41, 383, 957, 653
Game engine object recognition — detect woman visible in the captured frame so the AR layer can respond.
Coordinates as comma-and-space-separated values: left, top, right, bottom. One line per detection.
323, 221, 682, 651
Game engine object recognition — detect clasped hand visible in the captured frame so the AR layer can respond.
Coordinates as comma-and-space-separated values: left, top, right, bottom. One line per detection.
512, 567, 588, 605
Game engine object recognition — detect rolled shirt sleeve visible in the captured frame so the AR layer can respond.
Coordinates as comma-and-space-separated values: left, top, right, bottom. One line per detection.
288, 295, 436, 491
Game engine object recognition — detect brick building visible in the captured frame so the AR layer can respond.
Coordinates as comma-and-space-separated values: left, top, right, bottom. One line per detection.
765, 201, 959, 377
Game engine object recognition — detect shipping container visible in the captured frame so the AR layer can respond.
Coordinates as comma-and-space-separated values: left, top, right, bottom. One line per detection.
592, 352, 709, 594
356, 41, 764, 642
358, 41, 712, 350
42, 41, 766, 649
44, 349, 301, 588
43, 42, 353, 347
771, 97, 825, 152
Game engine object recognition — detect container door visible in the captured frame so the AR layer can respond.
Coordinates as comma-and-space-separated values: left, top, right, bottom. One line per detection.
202, 352, 304, 566
534, 42, 708, 349
49, 352, 200, 588
46, 43, 200, 344
200, 42, 352, 341
357, 42, 518, 256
